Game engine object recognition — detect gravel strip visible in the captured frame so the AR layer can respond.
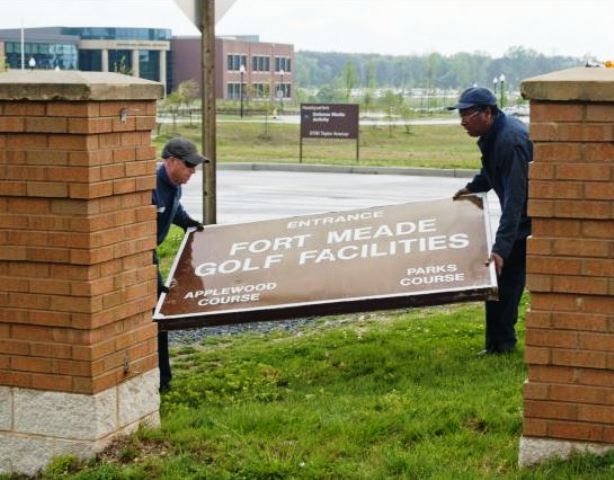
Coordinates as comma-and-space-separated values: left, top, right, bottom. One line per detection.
168, 317, 319, 345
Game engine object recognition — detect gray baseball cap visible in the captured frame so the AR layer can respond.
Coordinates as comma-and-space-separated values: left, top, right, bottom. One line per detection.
162, 137, 207, 166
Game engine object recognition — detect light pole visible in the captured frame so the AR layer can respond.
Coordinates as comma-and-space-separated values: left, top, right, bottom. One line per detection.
492, 76, 498, 99
498, 73, 505, 108
239, 64, 245, 119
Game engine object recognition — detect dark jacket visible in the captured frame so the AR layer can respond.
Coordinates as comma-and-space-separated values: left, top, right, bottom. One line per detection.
152, 164, 194, 292
153, 164, 193, 247
465, 111, 532, 260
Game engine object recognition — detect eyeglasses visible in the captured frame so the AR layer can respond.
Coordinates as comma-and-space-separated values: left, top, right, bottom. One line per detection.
173, 157, 196, 169
459, 108, 483, 120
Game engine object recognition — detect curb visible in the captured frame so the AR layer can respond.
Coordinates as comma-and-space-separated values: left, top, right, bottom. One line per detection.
218, 162, 478, 178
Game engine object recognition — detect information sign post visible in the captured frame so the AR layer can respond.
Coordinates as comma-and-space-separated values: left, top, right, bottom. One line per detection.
300, 103, 360, 163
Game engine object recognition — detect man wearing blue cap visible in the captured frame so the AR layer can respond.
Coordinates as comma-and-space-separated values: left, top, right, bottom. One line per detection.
153, 137, 206, 390
449, 87, 532, 355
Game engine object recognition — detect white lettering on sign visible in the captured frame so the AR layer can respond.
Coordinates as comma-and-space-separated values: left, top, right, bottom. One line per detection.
399, 263, 465, 287
287, 210, 384, 229
327, 219, 436, 243
192, 215, 471, 276
185, 282, 277, 299
399, 274, 465, 286
195, 255, 284, 276
229, 234, 312, 255
297, 233, 469, 265
187, 282, 278, 307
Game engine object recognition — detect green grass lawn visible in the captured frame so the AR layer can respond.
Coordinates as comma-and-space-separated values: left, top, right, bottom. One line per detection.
153, 120, 481, 170
14, 231, 613, 480
26, 302, 614, 479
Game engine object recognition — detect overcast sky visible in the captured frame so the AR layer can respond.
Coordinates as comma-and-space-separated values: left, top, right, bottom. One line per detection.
0, 0, 612, 60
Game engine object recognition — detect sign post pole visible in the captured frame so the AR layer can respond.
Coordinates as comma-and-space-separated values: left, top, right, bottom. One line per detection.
356, 127, 360, 164
200, 0, 217, 225
299, 103, 359, 164
299, 133, 303, 163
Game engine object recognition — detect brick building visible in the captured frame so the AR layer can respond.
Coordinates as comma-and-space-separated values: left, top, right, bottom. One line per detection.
170, 35, 294, 101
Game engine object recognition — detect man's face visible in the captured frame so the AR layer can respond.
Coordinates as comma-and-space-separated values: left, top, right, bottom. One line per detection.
459, 106, 493, 137
165, 157, 197, 185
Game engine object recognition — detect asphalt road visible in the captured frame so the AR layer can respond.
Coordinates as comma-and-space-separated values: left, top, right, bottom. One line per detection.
180, 168, 501, 232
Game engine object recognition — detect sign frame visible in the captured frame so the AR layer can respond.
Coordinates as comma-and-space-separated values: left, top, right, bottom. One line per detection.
154, 196, 498, 331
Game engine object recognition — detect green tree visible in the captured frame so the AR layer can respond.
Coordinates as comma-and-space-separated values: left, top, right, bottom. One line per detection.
177, 79, 199, 127
362, 60, 377, 115
399, 97, 413, 135
112, 55, 132, 75
315, 85, 342, 103
296, 49, 579, 92
380, 89, 400, 137
341, 60, 358, 103
161, 92, 182, 132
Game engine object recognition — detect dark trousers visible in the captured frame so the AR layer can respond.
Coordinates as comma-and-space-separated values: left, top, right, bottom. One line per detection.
485, 239, 526, 353
158, 330, 172, 388
156, 265, 172, 389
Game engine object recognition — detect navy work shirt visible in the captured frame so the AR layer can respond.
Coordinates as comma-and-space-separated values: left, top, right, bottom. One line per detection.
153, 163, 192, 247
465, 111, 533, 260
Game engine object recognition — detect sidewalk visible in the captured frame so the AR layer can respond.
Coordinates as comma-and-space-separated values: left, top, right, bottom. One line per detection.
217, 162, 478, 178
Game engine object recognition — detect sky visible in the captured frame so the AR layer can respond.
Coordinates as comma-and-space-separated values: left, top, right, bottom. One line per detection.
0, 0, 612, 60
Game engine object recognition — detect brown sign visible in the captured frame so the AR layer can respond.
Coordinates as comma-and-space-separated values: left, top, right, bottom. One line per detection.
154, 196, 497, 330
300, 103, 359, 139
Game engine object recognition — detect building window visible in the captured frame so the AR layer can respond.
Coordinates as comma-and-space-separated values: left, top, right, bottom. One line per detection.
79, 49, 102, 71
251, 55, 270, 72
253, 83, 270, 98
3, 41, 77, 70
109, 49, 133, 74
275, 83, 291, 99
227, 53, 247, 72
139, 50, 160, 81
227, 82, 247, 99
275, 56, 291, 73
61, 27, 170, 41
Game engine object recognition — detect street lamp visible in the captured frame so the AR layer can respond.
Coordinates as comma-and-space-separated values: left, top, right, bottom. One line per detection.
239, 64, 245, 119
498, 73, 505, 108
492, 76, 498, 95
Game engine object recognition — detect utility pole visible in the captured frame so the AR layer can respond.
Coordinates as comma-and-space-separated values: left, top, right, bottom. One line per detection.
200, 0, 216, 225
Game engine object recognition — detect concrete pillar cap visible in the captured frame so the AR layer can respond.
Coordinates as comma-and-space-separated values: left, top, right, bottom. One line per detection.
522, 67, 614, 102
0, 70, 163, 101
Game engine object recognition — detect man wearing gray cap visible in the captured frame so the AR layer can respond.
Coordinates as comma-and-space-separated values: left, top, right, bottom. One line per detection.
449, 87, 532, 355
153, 137, 206, 390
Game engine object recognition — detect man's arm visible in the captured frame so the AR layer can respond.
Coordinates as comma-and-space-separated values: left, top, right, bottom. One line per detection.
173, 203, 204, 231
453, 169, 491, 199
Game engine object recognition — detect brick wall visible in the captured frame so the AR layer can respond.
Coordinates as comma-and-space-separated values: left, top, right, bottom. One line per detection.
0, 98, 159, 395
522, 69, 614, 449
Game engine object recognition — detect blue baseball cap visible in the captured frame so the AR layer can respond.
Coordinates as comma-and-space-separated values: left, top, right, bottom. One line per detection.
447, 87, 497, 110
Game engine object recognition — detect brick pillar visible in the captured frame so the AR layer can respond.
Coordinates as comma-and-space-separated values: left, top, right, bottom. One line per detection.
0, 71, 163, 476
519, 67, 614, 466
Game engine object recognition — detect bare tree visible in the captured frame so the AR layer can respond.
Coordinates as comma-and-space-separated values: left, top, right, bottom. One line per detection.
161, 92, 182, 132
177, 79, 199, 127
